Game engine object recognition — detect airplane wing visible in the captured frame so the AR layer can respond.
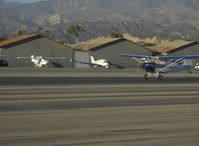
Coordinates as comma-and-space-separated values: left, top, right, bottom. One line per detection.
108, 62, 126, 69
158, 55, 199, 59
120, 54, 153, 64
120, 54, 199, 59
76, 60, 125, 68
120, 54, 153, 59
75, 60, 101, 66
17, 57, 31, 59
43, 57, 67, 60
17, 56, 66, 60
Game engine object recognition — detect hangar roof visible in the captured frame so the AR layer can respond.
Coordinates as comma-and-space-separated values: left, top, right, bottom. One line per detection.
0, 34, 40, 47
74, 37, 124, 51
0, 34, 72, 50
149, 40, 197, 53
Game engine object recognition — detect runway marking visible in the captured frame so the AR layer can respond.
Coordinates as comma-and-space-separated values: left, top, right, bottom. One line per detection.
1, 83, 199, 90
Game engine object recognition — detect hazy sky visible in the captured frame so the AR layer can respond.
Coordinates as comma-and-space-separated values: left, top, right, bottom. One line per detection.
5, 0, 46, 3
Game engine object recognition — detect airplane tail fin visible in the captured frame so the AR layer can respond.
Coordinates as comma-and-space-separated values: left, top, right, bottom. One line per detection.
90, 56, 95, 64
183, 59, 193, 66
31, 55, 34, 59
31, 55, 37, 63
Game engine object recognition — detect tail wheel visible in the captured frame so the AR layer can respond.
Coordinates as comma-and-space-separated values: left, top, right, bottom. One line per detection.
144, 74, 149, 80
158, 75, 163, 80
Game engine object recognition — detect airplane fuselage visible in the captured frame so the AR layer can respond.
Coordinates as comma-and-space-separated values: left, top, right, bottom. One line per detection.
142, 62, 192, 73
141, 62, 156, 73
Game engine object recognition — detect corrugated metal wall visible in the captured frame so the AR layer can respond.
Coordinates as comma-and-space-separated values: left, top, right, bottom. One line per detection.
90, 39, 150, 68
1, 37, 74, 67
169, 43, 199, 65
74, 51, 89, 68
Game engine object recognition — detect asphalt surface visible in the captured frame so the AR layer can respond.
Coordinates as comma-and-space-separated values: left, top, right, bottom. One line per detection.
0, 68, 199, 146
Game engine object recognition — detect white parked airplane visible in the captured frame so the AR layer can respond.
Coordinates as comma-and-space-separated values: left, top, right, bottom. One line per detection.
17, 55, 66, 67
120, 54, 199, 80
76, 56, 124, 69
90, 56, 109, 68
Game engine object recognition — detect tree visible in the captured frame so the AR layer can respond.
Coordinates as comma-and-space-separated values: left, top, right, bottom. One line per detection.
32, 27, 53, 38
43, 30, 52, 38
143, 43, 156, 47
0, 37, 6, 41
17, 30, 29, 36
67, 24, 84, 43
76, 24, 84, 32
109, 32, 123, 38
37, 27, 45, 33
58, 40, 68, 45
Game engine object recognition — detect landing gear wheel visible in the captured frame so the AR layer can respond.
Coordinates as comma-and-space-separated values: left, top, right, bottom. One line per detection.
144, 74, 149, 80
188, 70, 192, 74
158, 75, 163, 80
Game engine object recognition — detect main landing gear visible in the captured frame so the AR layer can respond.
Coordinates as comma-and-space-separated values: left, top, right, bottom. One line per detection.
144, 72, 163, 80
157, 74, 163, 80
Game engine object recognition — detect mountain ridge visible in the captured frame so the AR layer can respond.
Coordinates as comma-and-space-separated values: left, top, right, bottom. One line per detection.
1, 0, 199, 41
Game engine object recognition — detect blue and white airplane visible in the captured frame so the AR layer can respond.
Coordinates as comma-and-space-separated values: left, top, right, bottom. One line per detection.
120, 54, 199, 80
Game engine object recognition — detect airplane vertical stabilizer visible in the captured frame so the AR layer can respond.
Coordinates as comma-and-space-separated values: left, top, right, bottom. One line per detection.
90, 56, 95, 64
183, 59, 193, 66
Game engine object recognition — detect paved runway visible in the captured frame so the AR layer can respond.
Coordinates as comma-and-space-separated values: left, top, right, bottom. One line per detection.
0, 68, 199, 145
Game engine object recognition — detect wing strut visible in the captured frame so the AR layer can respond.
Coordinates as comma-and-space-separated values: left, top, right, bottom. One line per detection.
158, 58, 184, 72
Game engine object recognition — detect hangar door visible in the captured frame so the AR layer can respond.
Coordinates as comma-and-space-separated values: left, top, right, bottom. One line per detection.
74, 51, 89, 68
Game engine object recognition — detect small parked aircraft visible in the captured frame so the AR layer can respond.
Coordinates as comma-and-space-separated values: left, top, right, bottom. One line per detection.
120, 54, 199, 80
90, 56, 109, 68
76, 56, 124, 69
17, 55, 66, 67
